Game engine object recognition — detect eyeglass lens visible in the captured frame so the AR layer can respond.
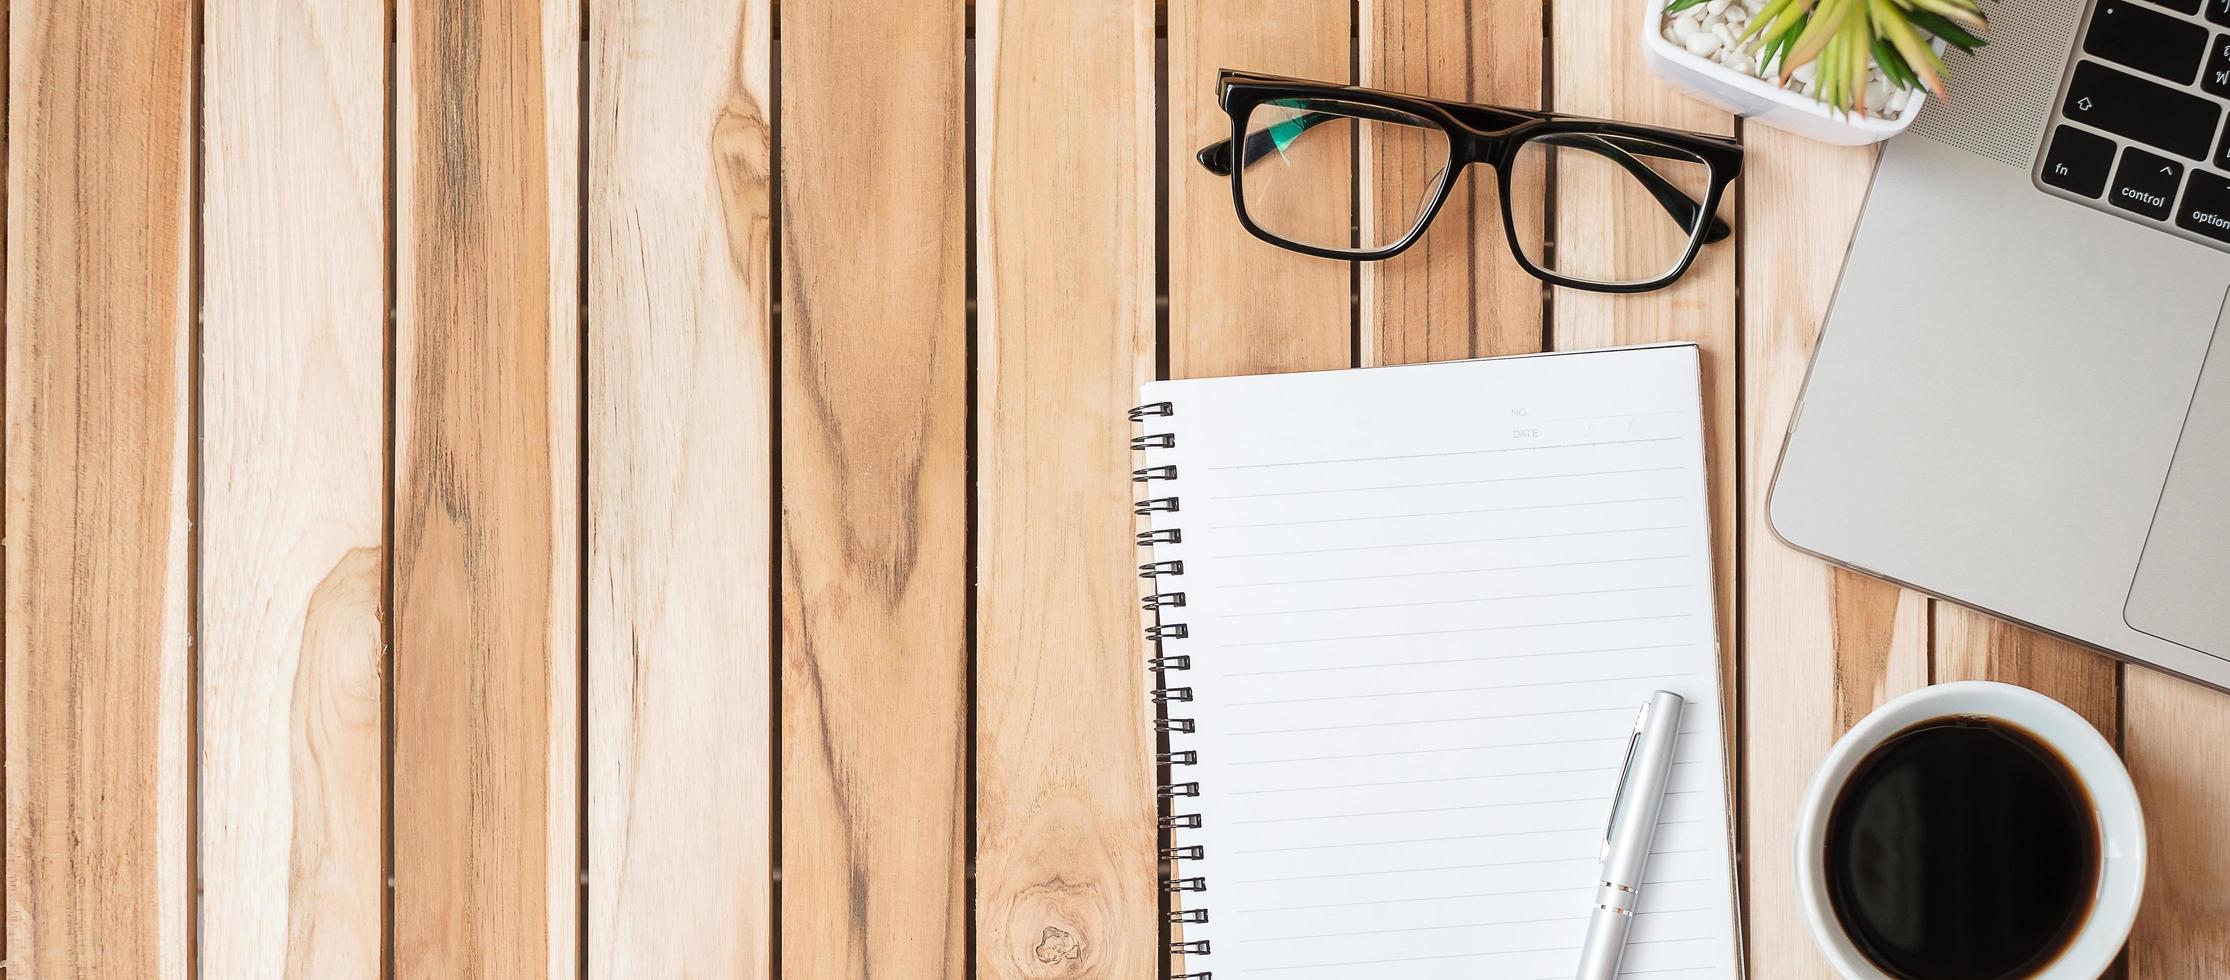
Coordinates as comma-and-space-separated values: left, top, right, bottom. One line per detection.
1506, 133, 1714, 286
1238, 98, 1450, 253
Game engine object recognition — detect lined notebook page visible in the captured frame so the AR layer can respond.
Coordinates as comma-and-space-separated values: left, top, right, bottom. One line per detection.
1139, 345, 1741, 979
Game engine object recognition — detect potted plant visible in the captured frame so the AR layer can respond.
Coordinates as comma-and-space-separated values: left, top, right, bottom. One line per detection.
1641, 0, 1988, 145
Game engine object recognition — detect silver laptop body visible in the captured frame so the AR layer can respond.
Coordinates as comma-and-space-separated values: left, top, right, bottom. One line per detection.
1769, 0, 2230, 688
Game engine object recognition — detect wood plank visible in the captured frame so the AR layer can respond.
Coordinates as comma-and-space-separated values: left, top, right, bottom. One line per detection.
777, 1, 968, 976
392, 0, 582, 974
199, 0, 387, 975
2124, 666, 2230, 978
1738, 131, 1930, 977
1167, 0, 1354, 379
4, 1, 195, 974
585, 0, 773, 975
972, 0, 1158, 976
1358, 0, 1543, 365
1164, 3, 1351, 973
1933, 605, 2118, 733
1549, 0, 1740, 703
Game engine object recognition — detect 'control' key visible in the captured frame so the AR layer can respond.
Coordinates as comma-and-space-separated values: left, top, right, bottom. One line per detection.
2110, 147, 2184, 220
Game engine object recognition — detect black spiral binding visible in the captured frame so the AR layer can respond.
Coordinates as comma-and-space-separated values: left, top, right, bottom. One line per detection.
1134, 399, 1210, 980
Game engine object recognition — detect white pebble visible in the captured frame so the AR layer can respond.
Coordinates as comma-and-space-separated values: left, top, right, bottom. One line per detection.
1792, 62, 1817, 85
1670, 13, 1702, 40
1706, 0, 1734, 16
1724, 52, 1756, 75
1684, 30, 1723, 56
1724, 6, 1748, 25
1863, 80, 1888, 112
1710, 21, 1736, 44
1886, 88, 1911, 113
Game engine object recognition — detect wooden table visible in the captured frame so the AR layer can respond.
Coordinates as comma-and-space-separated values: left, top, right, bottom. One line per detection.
9, 0, 2229, 976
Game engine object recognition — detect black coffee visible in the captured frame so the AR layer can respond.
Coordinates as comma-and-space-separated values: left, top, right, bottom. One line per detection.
1823, 718, 2098, 980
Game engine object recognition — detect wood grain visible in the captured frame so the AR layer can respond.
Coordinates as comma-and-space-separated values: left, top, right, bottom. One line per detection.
1933, 605, 2118, 733
200, 0, 387, 974
2124, 666, 2230, 978
4, 1, 195, 975
973, 0, 1159, 977
777, 2, 968, 977
1164, 3, 1351, 972
1167, 0, 1354, 380
1358, 0, 1543, 365
1738, 131, 1929, 977
1550, 0, 1739, 697
586, 0, 773, 975
392, 0, 582, 974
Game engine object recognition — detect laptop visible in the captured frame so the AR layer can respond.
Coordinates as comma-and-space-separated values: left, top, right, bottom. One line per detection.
1768, 0, 2230, 689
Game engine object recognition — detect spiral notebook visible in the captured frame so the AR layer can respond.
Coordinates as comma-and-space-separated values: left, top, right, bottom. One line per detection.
1134, 344, 1743, 979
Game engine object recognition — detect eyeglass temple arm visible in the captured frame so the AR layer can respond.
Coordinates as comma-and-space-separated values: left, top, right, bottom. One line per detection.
1197, 109, 1731, 245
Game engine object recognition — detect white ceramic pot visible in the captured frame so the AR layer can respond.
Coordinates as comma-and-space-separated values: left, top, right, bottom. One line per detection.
1792, 681, 2146, 979
1640, 0, 1930, 145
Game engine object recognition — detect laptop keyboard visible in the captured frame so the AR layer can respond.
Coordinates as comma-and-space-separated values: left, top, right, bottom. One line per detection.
2037, 0, 2230, 248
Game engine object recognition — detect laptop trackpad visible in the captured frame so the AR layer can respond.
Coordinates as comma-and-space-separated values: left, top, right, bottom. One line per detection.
2128, 317, 2230, 659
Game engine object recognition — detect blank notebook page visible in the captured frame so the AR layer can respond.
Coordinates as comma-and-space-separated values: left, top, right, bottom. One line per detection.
1138, 345, 1742, 979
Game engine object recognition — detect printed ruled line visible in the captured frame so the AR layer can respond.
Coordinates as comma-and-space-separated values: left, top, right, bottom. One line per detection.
1229, 819, 1706, 855
1208, 466, 1682, 500
1230, 729, 1704, 766
1230, 766, 1618, 794
1234, 791, 1709, 826
1225, 643, 1689, 678
1221, 554, 1689, 589
1236, 908, 1711, 944
1233, 826, 1598, 854
1232, 795, 1610, 825
1223, 615, 1691, 648
1211, 495, 1681, 530
1249, 944, 1582, 973
1235, 877, 1712, 914
1218, 525, 1685, 560
1223, 584, 1686, 619
1208, 435, 1680, 471
1234, 847, 1710, 884
1544, 409, 1680, 423
1226, 704, 1635, 736
1248, 936, 1712, 974
1227, 672, 1691, 707
1228, 759, 1705, 795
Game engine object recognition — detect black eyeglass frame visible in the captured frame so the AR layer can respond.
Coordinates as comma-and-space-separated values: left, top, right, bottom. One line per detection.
1197, 70, 1746, 294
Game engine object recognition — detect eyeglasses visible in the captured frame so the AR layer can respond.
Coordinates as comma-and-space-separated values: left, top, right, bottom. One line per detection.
1196, 71, 1744, 293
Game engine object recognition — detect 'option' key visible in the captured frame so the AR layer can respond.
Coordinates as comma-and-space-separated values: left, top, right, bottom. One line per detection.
2177, 169, 2230, 242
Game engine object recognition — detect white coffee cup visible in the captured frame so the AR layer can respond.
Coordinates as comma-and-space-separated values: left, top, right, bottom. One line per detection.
1793, 681, 2146, 980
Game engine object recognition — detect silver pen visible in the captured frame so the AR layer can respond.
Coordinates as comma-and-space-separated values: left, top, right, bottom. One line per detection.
1574, 690, 1686, 980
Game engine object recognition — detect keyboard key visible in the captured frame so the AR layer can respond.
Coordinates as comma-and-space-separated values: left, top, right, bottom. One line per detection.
2042, 125, 2118, 197
2063, 61, 2222, 160
2150, 0, 2203, 15
2177, 169, 2230, 242
2210, 35, 2230, 97
2212, 0, 2230, 27
2110, 147, 2183, 219
2085, 2, 2208, 84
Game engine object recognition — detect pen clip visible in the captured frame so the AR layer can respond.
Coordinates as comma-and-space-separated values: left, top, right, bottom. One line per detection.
1600, 700, 1652, 860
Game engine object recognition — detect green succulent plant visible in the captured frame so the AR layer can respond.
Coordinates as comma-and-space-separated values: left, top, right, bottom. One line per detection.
1665, 0, 1989, 114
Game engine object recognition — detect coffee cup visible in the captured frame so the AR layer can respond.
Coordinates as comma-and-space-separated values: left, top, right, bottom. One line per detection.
1793, 681, 2145, 979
